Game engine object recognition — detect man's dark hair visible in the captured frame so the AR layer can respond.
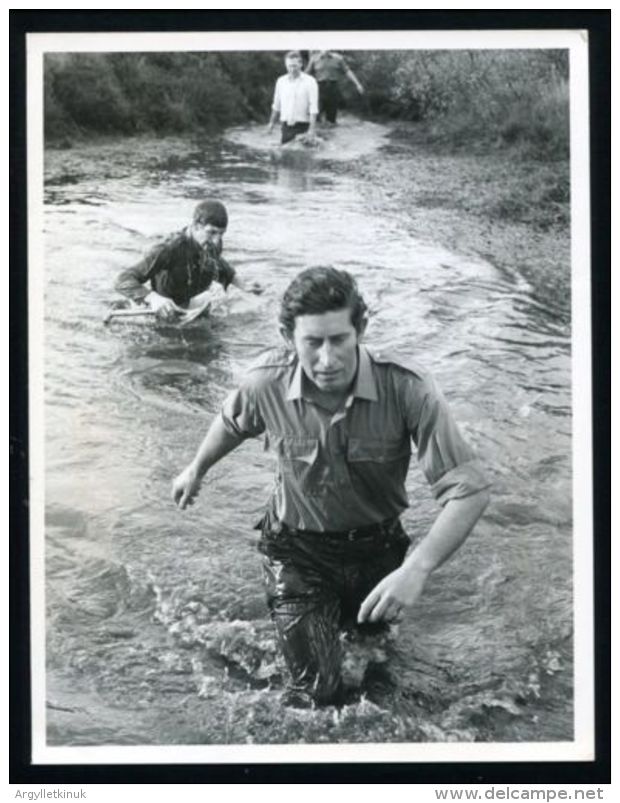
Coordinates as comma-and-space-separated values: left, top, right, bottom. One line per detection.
285, 50, 302, 61
279, 267, 368, 335
193, 199, 228, 229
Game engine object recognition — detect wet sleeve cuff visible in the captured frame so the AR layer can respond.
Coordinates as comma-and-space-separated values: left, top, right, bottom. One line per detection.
217, 257, 236, 290
430, 460, 492, 506
219, 411, 251, 440
114, 269, 150, 302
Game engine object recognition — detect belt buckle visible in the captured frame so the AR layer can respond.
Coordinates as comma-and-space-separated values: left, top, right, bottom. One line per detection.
347, 528, 357, 541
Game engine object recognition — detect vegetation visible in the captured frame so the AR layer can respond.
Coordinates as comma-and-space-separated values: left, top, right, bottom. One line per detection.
44, 51, 283, 141
45, 49, 569, 160
355, 49, 569, 159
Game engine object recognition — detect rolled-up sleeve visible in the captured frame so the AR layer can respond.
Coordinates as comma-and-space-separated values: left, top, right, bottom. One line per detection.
115, 239, 171, 302
114, 253, 155, 302
220, 380, 266, 439
405, 373, 491, 506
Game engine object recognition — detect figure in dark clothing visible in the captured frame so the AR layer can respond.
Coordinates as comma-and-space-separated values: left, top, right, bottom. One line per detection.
115, 200, 262, 321
305, 51, 364, 124
172, 268, 490, 707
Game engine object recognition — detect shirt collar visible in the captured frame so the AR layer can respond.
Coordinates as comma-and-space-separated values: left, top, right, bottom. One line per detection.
355, 346, 378, 401
286, 345, 378, 403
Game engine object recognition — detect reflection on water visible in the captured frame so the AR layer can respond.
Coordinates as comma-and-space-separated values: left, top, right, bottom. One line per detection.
43, 117, 573, 745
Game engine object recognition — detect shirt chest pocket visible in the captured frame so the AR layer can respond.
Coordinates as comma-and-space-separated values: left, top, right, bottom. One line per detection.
347, 438, 410, 465
274, 436, 320, 479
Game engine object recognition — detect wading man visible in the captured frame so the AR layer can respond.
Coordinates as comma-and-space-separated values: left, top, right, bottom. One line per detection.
268, 51, 319, 145
172, 267, 490, 707
115, 199, 262, 322
305, 50, 364, 125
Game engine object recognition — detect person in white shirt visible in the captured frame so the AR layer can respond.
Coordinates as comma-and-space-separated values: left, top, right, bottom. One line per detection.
268, 51, 319, 145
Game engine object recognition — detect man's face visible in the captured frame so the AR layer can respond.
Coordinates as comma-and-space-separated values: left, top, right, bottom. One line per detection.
190, 222, 225, 252
285, 55, 302, 77
286, 308, 366, 394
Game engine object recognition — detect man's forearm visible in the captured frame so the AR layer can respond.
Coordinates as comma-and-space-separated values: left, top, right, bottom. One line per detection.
268, 109, 279, 127
308, 112, 317, 134
405, 489, 490, 575
189, 416, 245, 477
230, 273, 245, 291
115, 263, 150, 302
346, 68, 363, 92
357, 487, 490, 622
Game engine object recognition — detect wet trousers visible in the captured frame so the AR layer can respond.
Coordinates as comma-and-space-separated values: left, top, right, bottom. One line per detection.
258, 516, 410, 705
318, 81, 341, 123
281, 122, 310, 144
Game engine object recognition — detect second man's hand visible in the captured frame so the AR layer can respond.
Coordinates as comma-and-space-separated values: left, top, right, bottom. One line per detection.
232, 276, 265, 296
146, 291, 183, 321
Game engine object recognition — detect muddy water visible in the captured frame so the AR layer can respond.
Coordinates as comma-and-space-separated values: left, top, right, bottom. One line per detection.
43, 119, 573, 746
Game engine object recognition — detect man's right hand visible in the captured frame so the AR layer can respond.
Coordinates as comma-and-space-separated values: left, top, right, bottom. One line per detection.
146, 291, 183, 321
172, 465, 203, 509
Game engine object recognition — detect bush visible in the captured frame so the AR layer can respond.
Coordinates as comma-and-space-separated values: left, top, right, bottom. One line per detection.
44, 51, 283, 142
355, 49, 569, 159
44, 49, 569, 161
47, 53, 136, 135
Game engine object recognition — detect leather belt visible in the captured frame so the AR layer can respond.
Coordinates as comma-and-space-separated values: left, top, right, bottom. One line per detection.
282, 517, 399, 542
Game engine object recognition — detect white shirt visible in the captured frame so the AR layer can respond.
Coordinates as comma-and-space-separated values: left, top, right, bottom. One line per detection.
272, 72, 319, 125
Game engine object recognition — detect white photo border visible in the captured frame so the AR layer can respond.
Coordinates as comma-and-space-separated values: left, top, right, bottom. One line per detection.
25, 26, 593, 767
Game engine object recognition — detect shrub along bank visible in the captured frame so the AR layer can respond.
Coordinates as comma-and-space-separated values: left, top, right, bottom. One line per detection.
45, 49, 569, 163
44, 51, 283, 141
354, 49, 569, 160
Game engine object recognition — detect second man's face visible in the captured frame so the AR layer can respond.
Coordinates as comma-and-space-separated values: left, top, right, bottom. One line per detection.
287, 308, 365, 395
191, 223, 225, 252
285, 56, 302, 77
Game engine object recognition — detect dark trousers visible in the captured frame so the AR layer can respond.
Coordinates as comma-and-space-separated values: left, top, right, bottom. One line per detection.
258, 516, 410, 705
318, 81, 341, 123
281, 122, 310, 144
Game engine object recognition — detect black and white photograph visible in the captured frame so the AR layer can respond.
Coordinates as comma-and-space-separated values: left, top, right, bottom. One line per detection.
16, 19, 603, 772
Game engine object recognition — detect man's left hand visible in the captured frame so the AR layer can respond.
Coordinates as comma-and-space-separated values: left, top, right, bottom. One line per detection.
357, 564, 430, 624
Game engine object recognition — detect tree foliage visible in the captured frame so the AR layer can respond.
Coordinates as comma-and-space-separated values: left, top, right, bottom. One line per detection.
45, 49, 569, 159
353, 49, 569, 157
44, 51, 282, 139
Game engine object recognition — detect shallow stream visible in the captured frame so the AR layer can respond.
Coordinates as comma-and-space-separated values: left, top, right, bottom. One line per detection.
43, 118, 573, 746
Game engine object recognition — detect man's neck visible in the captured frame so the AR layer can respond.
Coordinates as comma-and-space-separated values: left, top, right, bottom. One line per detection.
302, 357, 359, 414
305, 382, 350, 414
